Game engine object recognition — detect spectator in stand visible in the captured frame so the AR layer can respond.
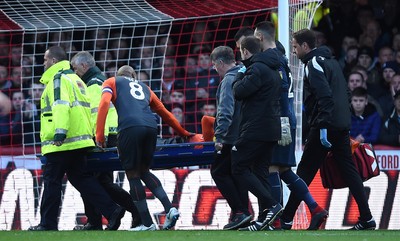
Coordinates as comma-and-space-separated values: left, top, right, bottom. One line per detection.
395, 51, 400, 66
11, 90, 38, 146
376, 46, 395, 72
182, 55, 198, 108
209, 46, 252, 230
71, 51, 142, 230
10, 66, 22, 89
348, 71, 365, 91
0, 65, 13, 95
86, 29, 109, 51
338, 34, 358, 64
142, 28, 157, 47
96, 65, 191, 231
188, 101, 216, 134
196, 49, 220, 100
28, 46, 125, 231
158, 57, 179, 105
341, 45, 359, 77
281, 29, 376, 230
190, 21, 213, 45
313, 30, 328, 48
0, 91, 11, 145
378, 74, 400, 118
0, 39, 9, 66
169, 85, 186, 107
392, 33, 400, 53
137, 70, 150, 86
391, 75, 400, 96
378, 90, 400, 147
10, 46, 22, 67
96, 50, 116, 77
200, 102, 216, 117
164, 81, 196, 134
163, 103, 186, 137
28, 82, 44, 110
25, 82, 43, 145
378, 62, 400, 118
347, 70, 383, 118
355, 5, 375, 38
351, 65, 369, 87
380, 0, 400, 34
156, 36, 176, 57
357, 46, 381, 98
8, 91, 32, 145
360, 19, 391, 55
109, 34, 130, 67
350, 87, 381, 144
139, 47, 155, 73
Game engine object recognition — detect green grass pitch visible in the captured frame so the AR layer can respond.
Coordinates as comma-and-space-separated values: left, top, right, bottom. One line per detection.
1, 230, 400, 241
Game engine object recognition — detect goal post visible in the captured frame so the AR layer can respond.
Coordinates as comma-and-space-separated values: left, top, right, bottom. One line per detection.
0, 0, 322, 230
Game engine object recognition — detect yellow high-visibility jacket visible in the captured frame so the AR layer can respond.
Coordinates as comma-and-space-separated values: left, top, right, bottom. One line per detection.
40, 60, 95, 154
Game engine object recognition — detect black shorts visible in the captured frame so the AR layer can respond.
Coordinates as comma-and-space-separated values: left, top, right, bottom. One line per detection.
271, 130, 296, 167
117, 126, 157, 170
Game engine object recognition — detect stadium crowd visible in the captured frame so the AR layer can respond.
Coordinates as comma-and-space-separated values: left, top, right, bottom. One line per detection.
1, 0, 400, 148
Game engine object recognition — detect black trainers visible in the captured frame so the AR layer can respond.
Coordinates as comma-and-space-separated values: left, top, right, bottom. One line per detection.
238, 220, 263, 231
280, 219, 293, 230
73, 223, 103, 231
307, 206, 329, 230
260, 204, 283, 230
350, 218, 376, 230
28, 225, 57, 231
223, 213, 252, 230
107, 206, 126, 230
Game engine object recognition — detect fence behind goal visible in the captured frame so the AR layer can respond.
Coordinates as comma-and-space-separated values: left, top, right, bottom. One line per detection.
0, 0, 324, 230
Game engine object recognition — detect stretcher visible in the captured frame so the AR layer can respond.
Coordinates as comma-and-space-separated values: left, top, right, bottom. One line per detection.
39, 142, 215, 171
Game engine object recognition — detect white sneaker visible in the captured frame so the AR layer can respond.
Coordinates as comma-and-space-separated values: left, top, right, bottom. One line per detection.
129, 224, 156, 231
163, 207, 180, 230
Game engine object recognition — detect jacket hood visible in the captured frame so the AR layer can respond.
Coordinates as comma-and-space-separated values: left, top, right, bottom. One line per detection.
40, 60, 71, 85
251, 48, 281, 70
301, 45, 332, 64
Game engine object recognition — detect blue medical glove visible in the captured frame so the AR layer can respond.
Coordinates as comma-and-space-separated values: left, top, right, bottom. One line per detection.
320, 128, 332, 148
238, 66, 246, 73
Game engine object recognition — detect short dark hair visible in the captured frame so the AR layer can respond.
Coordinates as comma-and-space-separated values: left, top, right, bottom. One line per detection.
293, 29, 316, 49
210, 46, 235, 64
241, 36, 261, 55
47, 46, 67, 61
234, 27, 254, 42
348, 71, 364, 82
255, 21, 275, 41
351, 87, 368, 98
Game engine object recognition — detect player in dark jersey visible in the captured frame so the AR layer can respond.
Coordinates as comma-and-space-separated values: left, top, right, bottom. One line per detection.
96, 65, 191, 231
254, 21, 328, 231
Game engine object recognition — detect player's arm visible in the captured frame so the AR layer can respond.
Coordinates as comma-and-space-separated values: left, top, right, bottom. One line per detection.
149, 88, 190, 137
96, 77, 115, 146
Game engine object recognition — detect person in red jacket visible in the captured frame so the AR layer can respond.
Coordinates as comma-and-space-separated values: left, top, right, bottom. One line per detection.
96, 65, 191, 231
